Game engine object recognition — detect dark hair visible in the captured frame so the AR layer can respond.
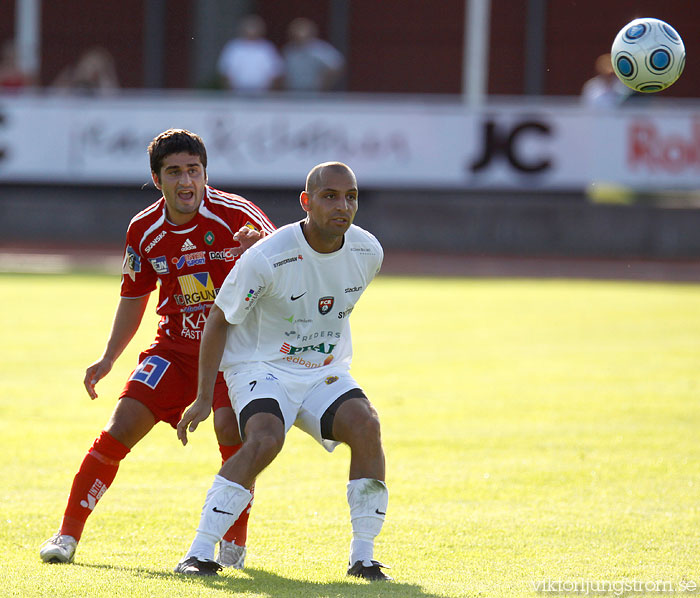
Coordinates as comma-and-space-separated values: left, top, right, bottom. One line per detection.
148, 128, 207, 175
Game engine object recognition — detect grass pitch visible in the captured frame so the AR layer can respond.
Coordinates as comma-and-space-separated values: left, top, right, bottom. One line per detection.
1, 272, 699, 597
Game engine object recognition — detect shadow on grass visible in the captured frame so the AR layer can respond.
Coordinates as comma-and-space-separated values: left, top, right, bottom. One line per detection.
74, 562, 445, 597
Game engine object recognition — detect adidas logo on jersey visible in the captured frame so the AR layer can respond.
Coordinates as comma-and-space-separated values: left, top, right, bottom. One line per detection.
181, 239, 197, 252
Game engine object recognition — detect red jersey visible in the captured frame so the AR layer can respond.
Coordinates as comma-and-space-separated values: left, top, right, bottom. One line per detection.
120, 186, 275, 355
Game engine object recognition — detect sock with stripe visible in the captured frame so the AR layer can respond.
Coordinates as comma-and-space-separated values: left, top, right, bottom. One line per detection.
59, 430, 130, 541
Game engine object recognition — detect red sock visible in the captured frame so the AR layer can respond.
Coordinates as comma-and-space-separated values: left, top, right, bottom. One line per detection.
59, 431, 130, 541
219, 443, 254, 546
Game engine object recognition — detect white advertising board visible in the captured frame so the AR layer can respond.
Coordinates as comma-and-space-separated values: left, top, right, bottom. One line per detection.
0, 93, 698, 190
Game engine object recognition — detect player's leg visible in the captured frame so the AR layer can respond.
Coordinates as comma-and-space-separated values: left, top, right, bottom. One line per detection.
39, 397, 155, 563
300, 376, 390, 581
212, 375, 254, 568
329, 393, 391, 581
328, 392, 385, 481
41, 347, 186, 564
176, 372, 292, 576
176, 411, 284, 575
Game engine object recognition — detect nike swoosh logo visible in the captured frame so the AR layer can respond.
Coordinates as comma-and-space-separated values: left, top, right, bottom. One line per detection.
375, 509, 386, 515
213, 507, 234, 515
290, 292, 307, 301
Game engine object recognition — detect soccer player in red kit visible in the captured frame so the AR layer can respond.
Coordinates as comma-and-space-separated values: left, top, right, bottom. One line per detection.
40, 129, 274, 568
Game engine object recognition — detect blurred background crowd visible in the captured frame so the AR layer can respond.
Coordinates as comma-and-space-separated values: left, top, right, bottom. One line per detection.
2, 0, 697, 98
1, 0, 699, 271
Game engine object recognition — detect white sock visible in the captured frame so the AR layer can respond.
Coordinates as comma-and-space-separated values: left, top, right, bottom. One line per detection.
185, 475, 252, 561
347, 478, 388, 566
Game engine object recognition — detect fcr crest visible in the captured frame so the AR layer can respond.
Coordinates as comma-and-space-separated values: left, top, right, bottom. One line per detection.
318, 296, 334, 315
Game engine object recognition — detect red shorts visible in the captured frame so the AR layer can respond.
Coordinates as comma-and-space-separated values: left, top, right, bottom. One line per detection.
120, 345, 233, 428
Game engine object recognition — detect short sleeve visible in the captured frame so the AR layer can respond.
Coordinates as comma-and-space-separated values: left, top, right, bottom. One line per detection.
120, 233, 157, 298
215, 247, 271, 325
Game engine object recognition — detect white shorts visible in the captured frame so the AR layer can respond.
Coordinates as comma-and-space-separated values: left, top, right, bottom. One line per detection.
223, 364, 364, 452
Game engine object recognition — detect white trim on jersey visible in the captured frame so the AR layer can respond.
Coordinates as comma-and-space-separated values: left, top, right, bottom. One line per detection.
207, 188, 275, 233
170, 225, 197, 235
199, 204, 235, 235
129, 200, 162, 227
138, 212, 167, 255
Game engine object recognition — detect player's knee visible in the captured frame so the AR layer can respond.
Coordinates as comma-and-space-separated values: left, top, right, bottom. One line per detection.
249, 429, 284, 462
359, 411, 382, 443
345, 409, 382, 448
244, 415, 285, 462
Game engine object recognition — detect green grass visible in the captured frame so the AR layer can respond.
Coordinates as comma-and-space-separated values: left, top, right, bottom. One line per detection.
1, 273, 699, 597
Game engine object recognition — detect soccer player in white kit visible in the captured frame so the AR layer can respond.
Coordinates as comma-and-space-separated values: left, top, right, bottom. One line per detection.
175, 161, 391, 581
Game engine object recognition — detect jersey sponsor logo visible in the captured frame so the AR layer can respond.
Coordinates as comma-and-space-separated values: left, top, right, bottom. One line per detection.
80, 478, 107, 510
148, 256, 169, 275
243, 285, 264, 310
273, 254, 304, 268
129, 354, 170, 389
244, 221, 260, 231
208, 248, 236, 262
325, 376, 339, 385
283, 354, 334, 369
122, 245, 141, 282
175, 272, 218, 306
172, 251, 206, 270
181, 310, 208, 340
279, 341, 335, 356
295, 330, 341, 342
181, 238, 197, 252
290, 292, 306, 301
338, 306, 354, 319
144, 231, 167, 253
345, 286, 363, 293
318, 296, 334, 315
181, 303, 207, 314
350, 246, 376, 254
282, 316, 312, 333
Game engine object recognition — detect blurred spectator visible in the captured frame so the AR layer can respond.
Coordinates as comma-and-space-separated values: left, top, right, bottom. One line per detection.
52, 46, 119, 95
282, 17, 345, 93
0, 39, 36, 89
217, 15, 283, 93
581, 53, 631, 108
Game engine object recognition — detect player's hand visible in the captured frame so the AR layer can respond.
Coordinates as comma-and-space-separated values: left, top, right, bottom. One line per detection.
177, 398, 212, 446
84, 358, 114, 400
231, 226, 266, 257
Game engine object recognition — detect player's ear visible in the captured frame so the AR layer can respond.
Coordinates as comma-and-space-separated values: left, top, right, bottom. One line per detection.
151, 171, 162, 190
300, 191, 311, 213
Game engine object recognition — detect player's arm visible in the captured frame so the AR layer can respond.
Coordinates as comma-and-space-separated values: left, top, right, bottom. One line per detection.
177, 304, 230, 445
84, 295, 150, 399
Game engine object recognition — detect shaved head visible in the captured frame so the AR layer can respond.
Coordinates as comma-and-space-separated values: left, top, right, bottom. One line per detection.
305, 162, 356, 194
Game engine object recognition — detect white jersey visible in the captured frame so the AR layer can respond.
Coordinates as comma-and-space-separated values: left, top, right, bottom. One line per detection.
215, 221, 383, 374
